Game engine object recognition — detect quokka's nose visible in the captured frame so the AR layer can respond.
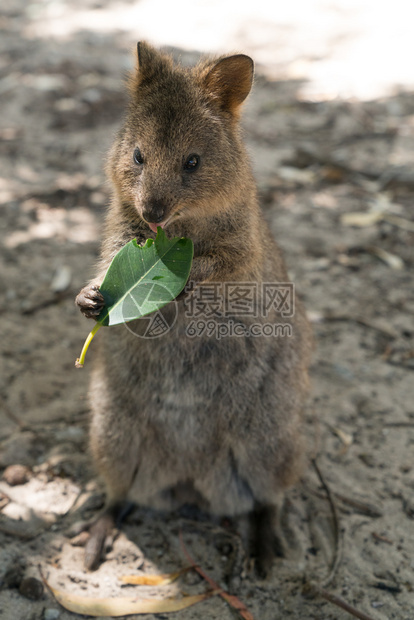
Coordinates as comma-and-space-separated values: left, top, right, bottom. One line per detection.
142, 200, 166, 224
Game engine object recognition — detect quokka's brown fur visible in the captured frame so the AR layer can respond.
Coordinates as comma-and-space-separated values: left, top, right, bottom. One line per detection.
76, 42, 313, 576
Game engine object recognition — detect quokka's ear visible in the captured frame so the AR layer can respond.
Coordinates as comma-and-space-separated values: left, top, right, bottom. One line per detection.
129, 41, 171, 91
136, 41, 155, 75
201, 54, 254, 116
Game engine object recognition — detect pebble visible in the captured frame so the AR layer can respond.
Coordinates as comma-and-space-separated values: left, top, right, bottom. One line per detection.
29, 75, 67, 92
54, 426, 85, 443
333, 363, 355, 381
82, 87, 102, 103
70, 530, 90, 547
2, 464, 31, 486
371, 601, 385, 609
44, 609, 61, 620
2, 559, 26, 589
19, 576, 44, 600
50, 265, 72, 293
55, 98, 80, 112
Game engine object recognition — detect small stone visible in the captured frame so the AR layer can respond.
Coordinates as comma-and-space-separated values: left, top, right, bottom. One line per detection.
30, 75, 67, 92
50, 265, 72, 293
2, 464, 31, 486
70, 530, 90, 547
81, 87, 102, 103
371, 601, 385, 609
19, 576, 44, 600
44, 609, 61, 620
2, 558, 26, 589
54, 426, 85, 443
55, 98, 80, 112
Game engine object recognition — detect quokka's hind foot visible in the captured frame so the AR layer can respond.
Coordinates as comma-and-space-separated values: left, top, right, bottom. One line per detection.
248, 502, 286, 579
69, 500, 134, 570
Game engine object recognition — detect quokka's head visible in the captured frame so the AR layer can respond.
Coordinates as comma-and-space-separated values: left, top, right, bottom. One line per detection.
108, 42, 254, 232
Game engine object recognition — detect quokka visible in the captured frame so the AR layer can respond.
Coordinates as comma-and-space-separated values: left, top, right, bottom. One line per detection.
76, 42, 312, 576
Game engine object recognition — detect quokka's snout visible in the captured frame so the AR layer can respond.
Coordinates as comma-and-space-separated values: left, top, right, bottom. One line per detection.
141, 198, 168, 225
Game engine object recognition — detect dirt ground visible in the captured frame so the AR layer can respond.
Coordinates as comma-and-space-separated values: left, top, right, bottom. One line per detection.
1, 2, 414, 619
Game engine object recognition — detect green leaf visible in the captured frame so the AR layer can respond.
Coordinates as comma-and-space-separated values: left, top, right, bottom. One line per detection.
75, 227, 193, 367
98, 228, 193, 326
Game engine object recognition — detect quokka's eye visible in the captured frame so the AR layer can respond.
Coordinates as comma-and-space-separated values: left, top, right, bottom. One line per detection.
183, 154, 200, 172
133, 147, 144, 165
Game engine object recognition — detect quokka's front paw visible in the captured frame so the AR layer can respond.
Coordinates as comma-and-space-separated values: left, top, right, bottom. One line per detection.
76, 284, 105, 319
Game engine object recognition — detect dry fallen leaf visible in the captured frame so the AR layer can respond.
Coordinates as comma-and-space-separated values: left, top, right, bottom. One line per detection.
340, 211, 383, 227
366, 246, 404, 270
331, 427, 353, 448
341, 209, 414, 232
40, 566, 213, 617
277, 166, 316, 185
119, 567, 191, 586
308, 310, 399, 339
382, 212, 414, 232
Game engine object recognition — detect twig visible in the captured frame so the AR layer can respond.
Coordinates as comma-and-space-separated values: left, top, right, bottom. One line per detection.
314, 311, 398, 339
311, 458, 341, 587
373, 580, 401, 594
382, 212, 414, 232
305, 583, 377, 620
20, 290, 71, 315
179, 530, 255, 620
0, 522, 38, 540
306, 487, 383, 518
179, 520, 244, 587
333, 492, 383, 518
305, 460, 379, 620
386, 360, 414, 372
372, 532, 393, 545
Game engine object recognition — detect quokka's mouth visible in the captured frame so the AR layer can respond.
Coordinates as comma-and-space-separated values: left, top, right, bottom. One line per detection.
146, 211, 182, 233
147, 221, 166, 233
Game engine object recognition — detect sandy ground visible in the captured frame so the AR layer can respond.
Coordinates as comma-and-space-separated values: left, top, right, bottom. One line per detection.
1, 1, 414, 619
